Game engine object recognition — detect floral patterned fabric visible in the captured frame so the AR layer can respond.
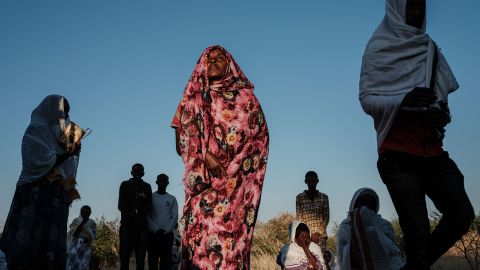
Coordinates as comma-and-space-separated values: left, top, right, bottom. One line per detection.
67, 238, 92, 270
172, 46, 269, 270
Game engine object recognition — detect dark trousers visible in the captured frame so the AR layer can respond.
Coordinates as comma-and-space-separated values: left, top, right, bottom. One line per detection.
147, 231, 174, 270
119, 224, 148, 270
377, 151, 474, 270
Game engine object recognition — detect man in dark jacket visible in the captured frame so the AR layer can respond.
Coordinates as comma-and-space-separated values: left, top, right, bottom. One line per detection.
118, 163, 152, 270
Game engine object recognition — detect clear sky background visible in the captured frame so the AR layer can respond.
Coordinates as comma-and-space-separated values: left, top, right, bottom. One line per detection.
1, 1, 479, 235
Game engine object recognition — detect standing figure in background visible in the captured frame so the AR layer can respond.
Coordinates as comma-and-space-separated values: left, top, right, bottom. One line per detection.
147, 174, 178, 270
0, 94, 82, 269
67, 205, 97, 270
118, 163, 152, 270
336, 188, 405, 270
359, 0, 474, 268
323, 250, 336, 270
296, 171, 330, 251
172, 45, 269, 269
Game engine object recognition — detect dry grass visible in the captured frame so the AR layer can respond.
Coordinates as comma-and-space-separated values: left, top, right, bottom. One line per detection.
249, 212, 477, 270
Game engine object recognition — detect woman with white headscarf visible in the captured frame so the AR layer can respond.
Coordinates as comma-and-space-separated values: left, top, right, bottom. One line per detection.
0, 95, 82, 269
336, 188, 405, 270
280, 220, 327, 270
359, 0, 474, 268
67, 205, 96, 270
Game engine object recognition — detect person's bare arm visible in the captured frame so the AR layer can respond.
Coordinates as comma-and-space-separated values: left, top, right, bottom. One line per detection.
175, 128, 181, 156
205, 151, 227, 178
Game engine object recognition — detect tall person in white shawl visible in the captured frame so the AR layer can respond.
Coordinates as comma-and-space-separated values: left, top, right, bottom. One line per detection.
358, 0, 474, 269
359, 0, 458, 148
280, 220, 326, 270
336, 188, 405, 270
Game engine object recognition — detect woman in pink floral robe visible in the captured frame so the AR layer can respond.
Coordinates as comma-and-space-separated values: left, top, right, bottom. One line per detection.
172, 46, 269, 269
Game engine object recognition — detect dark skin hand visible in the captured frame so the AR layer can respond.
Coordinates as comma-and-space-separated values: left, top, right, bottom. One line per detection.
55, 141, 81, 167
401, 87, 437, 108
205, 151, 227, 178
296, 231, 319, 270
427, 106, 450, 128
401, 88, 450, 128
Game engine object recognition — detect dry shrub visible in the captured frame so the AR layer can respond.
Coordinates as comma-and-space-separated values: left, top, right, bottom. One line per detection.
251, 212, 294, 268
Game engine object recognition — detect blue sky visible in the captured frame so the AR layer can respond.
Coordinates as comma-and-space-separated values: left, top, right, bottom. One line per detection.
1, 0, 479, 234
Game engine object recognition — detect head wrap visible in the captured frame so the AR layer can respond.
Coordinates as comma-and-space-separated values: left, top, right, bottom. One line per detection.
349, 187, 380, 214
336, 188, 405, 270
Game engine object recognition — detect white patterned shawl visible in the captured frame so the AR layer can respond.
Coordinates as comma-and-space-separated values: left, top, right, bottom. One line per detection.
18, 95, 80, 187
359, 0, 458, 148
67, 216, 97, 250
336, 188, 405, 270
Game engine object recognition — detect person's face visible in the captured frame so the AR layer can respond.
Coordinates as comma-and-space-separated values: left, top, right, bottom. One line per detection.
81, 207, 91, 219
207, 49, 228, 81
405, 0, 426, 29
157, 178, 169, 189
296, 230, 311, 246
131, 165, 144, 179
354, 194, 377, 211
324, 252, 332, 263
305, 176, 318, 190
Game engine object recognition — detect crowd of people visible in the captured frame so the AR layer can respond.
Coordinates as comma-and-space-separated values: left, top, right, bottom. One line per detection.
0, 0, 476, 269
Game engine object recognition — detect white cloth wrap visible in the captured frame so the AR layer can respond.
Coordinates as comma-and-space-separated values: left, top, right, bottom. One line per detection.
67, 216, 97, 250
18, 95, 79, 186
359, 0, 458, 148
336, 188, 405, 270
280, 220, 326, 269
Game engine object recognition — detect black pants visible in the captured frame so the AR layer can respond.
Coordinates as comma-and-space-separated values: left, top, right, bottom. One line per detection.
119, 224, 148, 270
377, 151, 474, 270
147, 231, 174, 270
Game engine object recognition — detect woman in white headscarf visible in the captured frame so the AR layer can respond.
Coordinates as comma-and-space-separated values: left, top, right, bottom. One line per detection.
280, 220, 327, 270
336, 188, 405, 270
67, 205, 96, 270
0, 95, 82, 269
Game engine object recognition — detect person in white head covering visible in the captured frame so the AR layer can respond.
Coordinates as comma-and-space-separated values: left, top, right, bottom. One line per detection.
336, 188, 405, 270
359, 0, 474, 268
0, 95, 82, 269
280, 220, 327, 270
67, 205, 97, 270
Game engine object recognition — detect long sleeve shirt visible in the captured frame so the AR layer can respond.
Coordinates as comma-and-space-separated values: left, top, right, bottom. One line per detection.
118, 178, 152, 228
147, 192, 178, 234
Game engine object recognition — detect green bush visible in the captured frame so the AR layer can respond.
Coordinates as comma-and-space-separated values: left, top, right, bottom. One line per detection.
91, 216, 120, 269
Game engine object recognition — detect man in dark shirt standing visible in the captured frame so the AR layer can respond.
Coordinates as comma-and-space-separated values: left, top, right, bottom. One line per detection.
118, 163, 152, 270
